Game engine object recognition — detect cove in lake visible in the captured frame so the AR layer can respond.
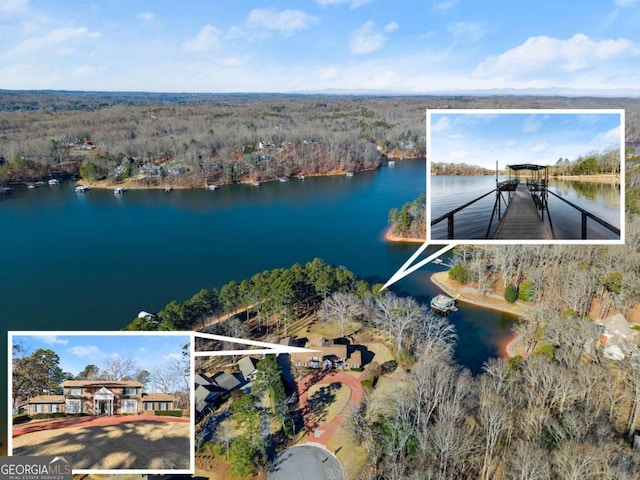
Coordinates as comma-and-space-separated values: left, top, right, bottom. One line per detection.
1, 161, 516, 368
430, 175, 621, 240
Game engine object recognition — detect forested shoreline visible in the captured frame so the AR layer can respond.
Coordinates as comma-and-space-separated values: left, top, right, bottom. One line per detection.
387, 194, 426, 241
2, 91, 640, 189
0, 92, 426, 187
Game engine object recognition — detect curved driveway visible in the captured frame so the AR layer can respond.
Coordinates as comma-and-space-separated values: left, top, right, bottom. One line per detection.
297, 370, 364, 445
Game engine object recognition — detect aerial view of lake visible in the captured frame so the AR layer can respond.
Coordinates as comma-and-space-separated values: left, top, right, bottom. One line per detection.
430, 175, 621, 240
1, 158, 521, 447
1, 160, 515, 371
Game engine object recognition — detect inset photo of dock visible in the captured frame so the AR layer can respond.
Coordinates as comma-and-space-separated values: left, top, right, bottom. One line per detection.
427, 109, 624, 244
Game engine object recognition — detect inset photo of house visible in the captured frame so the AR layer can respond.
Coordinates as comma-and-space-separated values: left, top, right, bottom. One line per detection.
427, 109, 624, 244
9, 331, 193, 474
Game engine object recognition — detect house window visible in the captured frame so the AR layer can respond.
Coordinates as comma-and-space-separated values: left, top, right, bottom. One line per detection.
143, 402, 154, 410
158, 402, 168, 411
67, 387, 82, 395
122, 399, 138, 414
66, 399, 82, 414
51, 404, 59, 413
33, 404, 45, 413
123, 387, 138, 395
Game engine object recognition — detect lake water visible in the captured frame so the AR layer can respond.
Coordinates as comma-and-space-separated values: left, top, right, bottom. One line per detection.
430, 175, 621, 240
1, 160, 518, 447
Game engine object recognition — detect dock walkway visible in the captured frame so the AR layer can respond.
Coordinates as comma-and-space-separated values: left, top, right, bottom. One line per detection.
494, 184, 552, 239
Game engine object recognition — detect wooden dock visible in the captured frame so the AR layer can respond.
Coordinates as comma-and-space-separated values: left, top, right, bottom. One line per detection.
494, 184, 552, 239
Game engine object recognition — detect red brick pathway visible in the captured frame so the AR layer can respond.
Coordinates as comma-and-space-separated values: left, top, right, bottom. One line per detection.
13, 414, 189, 436
297, 371, 364, 446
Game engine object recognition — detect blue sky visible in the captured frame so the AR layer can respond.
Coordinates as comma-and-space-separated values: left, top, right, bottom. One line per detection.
429, 110, 623, 169
1, 0, 640, 92
12, 333, 191, 376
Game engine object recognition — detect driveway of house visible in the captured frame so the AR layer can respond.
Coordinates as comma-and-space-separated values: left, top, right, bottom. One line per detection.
297, 371, 364, 445
12, 415, 190, 471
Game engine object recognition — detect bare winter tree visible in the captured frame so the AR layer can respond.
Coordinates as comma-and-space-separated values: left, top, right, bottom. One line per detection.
319, 291, 362, 337
374, 293, 424, 354
101, 354, 139, 381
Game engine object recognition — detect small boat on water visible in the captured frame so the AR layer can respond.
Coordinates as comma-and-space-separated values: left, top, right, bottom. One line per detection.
346, 171, 354, 177
114, 187, 125, 195
75, 185, 90, 193
206, 184, 219, 190
165, 187, 173, 193
27, 184, 36, 189
0, 186, 12, 194
430, 294, 458, 314
388, 160, 396, 166
298, 175, 306, 180
48, 179, 59, 185
432, 258, 443, 265
278, 177, 290, 183
252, 181, 261, 187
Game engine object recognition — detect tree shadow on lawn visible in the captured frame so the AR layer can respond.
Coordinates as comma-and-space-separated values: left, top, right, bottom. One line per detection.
12, 422, 190, 470
308, 382, 342, 424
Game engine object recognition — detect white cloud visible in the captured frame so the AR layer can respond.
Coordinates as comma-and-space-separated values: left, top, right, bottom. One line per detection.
32, 335, 68, 345
3, 27, 101, 59
448, 22, 486, 43
321, 65, 339, 80
432, 0, 458, 12
182, 24, 222, 53
385, 21, 399, 33
68, 345, 101, 357
0, 0, 29, 20
614, 0, 639, 6
316, 0, 373, 8
473, 34, 640, 82
246, 8, 317, 38
350, 21, 392, 55
522, 114, 548, 133
137, 12, 154, 22
591, 126, 621, 147
431, 116, 452, 132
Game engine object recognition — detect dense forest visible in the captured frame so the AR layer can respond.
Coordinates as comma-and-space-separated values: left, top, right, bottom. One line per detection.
431, 162, 494, 176
2, 92, 640, 188
0, 92, 426, 187
124, 257, 378, 334
551, 148, 621, 176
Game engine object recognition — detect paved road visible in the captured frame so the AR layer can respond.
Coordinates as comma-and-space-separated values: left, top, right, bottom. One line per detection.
268, 444, 344, 480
